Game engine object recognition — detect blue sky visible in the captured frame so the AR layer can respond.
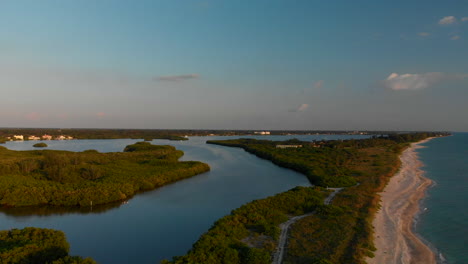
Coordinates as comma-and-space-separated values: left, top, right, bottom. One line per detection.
1, 0, 467, 131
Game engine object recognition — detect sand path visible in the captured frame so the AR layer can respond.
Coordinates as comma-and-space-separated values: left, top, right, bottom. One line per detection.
271, 188, 343, 264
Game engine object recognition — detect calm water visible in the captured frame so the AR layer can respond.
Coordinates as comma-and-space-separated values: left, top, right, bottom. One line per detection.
417, 133, 468, 264
1, 134, 369, 263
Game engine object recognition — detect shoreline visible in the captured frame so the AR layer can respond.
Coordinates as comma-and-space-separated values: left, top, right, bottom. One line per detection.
367, 138, 437, 264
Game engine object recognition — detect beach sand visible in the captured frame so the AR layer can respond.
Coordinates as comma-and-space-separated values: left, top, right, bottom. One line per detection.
367, 138, 436, 264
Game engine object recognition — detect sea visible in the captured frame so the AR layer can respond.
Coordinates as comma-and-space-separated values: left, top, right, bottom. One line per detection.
416, 132, 468, 264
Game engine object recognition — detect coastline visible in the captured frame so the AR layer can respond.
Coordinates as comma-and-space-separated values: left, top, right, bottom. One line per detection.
367, 138, 437, 264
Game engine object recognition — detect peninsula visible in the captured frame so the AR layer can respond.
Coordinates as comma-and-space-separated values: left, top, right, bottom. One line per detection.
164, 132, 445, 263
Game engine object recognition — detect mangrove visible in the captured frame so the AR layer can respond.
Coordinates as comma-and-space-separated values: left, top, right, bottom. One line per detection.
0, 142, 209, 207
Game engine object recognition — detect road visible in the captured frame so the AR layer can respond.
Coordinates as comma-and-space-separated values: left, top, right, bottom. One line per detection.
271, 188, 343, 264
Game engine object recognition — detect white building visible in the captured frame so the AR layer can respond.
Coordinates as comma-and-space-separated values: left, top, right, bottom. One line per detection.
42, 134, 53, 140
254, 131, 271, 135
276, 145, 302, 149
13, 135, 24, 140
28, 136, 41, 140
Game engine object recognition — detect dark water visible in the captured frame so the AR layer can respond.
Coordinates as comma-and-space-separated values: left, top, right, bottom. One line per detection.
416, 133, 468, 264
0, 134, 369, 263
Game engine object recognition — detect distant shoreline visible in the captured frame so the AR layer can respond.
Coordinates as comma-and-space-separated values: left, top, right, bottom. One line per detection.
367, 137, 437, 264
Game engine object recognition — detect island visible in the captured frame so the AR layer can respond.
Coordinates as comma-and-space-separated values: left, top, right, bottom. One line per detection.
0, 227, 96, 263
164, 132, 445, 264
33, 142, 48, 148
0, 142, 210, 207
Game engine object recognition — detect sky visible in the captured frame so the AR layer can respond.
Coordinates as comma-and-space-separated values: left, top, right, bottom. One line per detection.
0, 0, 467, 131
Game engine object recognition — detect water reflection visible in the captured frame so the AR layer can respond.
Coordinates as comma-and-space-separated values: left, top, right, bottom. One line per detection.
0, 201, 125, 218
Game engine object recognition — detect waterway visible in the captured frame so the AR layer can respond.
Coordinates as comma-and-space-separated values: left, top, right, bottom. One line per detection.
0, 134, 369, 263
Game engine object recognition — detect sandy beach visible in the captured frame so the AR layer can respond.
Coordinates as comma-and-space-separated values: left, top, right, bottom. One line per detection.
367, 138, 437, 264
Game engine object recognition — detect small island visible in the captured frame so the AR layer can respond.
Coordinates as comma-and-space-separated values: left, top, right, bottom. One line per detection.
33, 142, 48, 148
0, 142, 210, 207
0, 227, 96, 263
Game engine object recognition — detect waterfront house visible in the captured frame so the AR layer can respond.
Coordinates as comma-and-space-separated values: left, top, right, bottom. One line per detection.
254, 131, 271, 135
42, 134, 53, 140
13, 135, 24, 140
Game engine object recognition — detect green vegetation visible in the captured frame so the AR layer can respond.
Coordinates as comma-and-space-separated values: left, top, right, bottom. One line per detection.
0, 128, 189, 141
33, 142, 48, 148
0, 142, 209, 207
198, 133, 445, 264
282, 138, 407, 264
0, 227, 96, 264
163, 187, 327, 264
208, 138, 358, 187
1, 128, 448, 141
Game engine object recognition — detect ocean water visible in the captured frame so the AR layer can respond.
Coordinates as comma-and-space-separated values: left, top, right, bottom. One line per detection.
417, 133, 468, 264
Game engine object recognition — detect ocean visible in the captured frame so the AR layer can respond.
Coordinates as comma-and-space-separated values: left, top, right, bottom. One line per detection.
417, 133, 468, 264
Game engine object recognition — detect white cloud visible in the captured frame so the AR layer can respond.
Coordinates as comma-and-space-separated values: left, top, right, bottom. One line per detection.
418, 32, 430, 37
155, 74, 200, 82
439, 16, 456, 25
462, 17, 468, 22
297, 103, 309, 112
383, 72, 467, 91
289, 103, 309, 112
314, 80, 324, 89
25, 112, 41, 121
96, 112, 107, 118
451, 35, 460, 40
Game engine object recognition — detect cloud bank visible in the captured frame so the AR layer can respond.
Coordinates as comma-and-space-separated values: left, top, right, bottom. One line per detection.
155, 74, 200, 82
383, 72, 467, 91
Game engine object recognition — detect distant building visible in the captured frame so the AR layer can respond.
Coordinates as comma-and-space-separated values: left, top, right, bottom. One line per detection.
55, 135, 73, 140
254, 131, 271, 135
28, 136, 41, 140
13, 135, 24, 140
276, 145, 302, 149
42, 134, 53, 140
